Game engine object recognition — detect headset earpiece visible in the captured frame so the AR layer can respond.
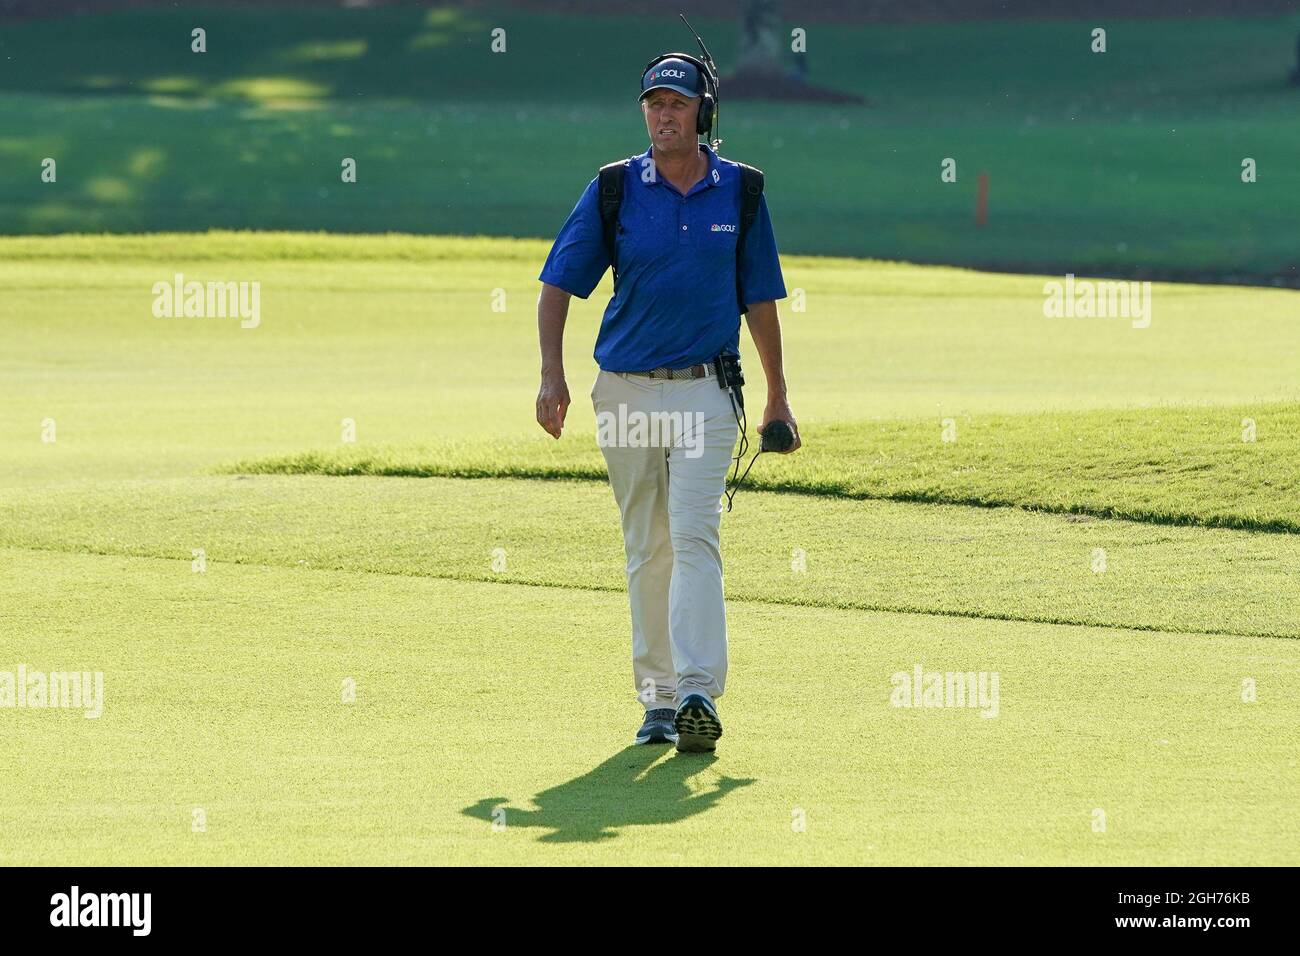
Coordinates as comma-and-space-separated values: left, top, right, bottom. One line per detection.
697, 92, 716, 136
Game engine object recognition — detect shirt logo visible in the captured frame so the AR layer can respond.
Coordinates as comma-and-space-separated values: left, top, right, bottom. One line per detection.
711, 223, 736, 232
711, 169, 720, 184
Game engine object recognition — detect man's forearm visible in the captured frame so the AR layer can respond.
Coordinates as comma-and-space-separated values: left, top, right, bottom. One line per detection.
743, 300, 788, 399
538, 283, 571, 376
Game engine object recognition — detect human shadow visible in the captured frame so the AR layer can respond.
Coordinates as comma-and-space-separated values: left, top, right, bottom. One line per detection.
463, 746, 756, 843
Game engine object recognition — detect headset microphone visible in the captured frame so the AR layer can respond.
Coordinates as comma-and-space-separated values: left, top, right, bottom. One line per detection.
678, 12, 722, 149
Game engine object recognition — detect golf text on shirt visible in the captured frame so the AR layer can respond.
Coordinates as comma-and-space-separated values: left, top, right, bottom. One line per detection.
50, 887, 151, 937
538, 143, 786, 372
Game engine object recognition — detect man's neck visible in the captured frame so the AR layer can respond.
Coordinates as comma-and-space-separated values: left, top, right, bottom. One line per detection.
653, 142, 707, 191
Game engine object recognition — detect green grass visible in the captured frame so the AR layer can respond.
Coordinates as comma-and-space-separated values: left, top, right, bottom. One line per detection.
1, 232, 1297, 864
1, 8, 1298, 278
4, 474, 1300, 639
2, 546, 1295, 865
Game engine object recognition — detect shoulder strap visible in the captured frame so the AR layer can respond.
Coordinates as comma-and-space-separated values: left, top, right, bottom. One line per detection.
597, 158, 630, 279
733, 161, 765, 315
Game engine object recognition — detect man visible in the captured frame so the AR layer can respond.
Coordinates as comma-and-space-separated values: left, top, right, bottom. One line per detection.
534, 53, 800, 753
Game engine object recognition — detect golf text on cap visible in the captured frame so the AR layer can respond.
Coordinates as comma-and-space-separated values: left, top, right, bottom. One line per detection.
641, 58, 701, 98
50, 887, 152, 937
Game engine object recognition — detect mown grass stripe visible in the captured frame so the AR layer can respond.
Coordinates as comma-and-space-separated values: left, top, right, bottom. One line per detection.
4, 539, 1294, 643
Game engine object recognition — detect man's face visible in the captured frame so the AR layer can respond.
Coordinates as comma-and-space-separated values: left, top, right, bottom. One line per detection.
642, 89, 698, 155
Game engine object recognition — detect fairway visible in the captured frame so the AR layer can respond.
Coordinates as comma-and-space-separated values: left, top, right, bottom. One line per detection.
1, 233, 1297, 865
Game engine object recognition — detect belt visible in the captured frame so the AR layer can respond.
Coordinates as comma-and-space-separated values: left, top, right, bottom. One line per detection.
625, 363, 713, 380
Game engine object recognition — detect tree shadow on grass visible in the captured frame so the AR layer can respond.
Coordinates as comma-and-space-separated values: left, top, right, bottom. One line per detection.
464, 746, 755, 843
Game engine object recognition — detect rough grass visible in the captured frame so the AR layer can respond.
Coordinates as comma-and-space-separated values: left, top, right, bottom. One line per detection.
0, 9, 1298, 277
228, 400, 1300, 533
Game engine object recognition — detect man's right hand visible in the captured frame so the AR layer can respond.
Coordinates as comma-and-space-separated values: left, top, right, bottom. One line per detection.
536, 374, 570, 439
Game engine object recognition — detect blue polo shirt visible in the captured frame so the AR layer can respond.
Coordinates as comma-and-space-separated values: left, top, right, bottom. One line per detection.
538, 143, 787, 372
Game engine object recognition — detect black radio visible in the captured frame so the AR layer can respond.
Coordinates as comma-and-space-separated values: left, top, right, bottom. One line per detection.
712, 352, 745, 401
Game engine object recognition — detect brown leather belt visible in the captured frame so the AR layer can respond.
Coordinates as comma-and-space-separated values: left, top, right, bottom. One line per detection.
625, 363, 713, 380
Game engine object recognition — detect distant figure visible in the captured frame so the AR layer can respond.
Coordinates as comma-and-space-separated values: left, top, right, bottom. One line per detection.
735, 0, 785, 80
790, 51, 808, 86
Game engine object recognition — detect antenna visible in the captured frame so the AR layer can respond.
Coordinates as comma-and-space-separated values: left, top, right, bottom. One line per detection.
679, 13, 722, 149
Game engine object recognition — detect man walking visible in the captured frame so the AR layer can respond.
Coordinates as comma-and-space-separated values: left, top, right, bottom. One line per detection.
535, 51, 799, 753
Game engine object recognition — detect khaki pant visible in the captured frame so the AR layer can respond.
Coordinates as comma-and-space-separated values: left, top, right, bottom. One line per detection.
590, 368, 740, 712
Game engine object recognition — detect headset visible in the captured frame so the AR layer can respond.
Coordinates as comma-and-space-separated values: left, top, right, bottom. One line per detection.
640, 14, 722, 148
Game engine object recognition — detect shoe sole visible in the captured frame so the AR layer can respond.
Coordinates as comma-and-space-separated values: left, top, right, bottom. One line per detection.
674, 700, 722, 753
633, 729, 679, 745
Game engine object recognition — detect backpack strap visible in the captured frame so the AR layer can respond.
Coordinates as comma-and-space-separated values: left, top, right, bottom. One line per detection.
733, 161, 765, 315
597, 158, 631, 280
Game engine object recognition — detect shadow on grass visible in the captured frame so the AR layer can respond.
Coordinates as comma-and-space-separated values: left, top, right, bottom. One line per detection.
463, 746, 755, 843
